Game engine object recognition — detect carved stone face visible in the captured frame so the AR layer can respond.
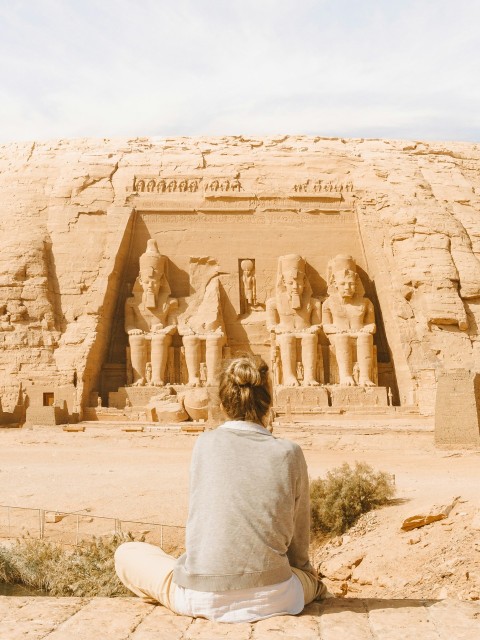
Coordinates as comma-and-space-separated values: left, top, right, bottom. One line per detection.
283, 269, 305, 309
139, 265, 165, 308
334, 272, 356, 300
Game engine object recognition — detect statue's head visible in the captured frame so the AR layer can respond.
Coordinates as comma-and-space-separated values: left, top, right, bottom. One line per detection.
277, 254, 309, 309
328, 254, 361, 300
333, 270, 357, 301
138, 239, 170, 308
240, 259, 254, 277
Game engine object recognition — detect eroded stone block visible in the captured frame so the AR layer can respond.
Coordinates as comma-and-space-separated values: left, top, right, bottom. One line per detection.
329, 386, 388, 407
275, 386, 329, 409
435, 369, 480, 448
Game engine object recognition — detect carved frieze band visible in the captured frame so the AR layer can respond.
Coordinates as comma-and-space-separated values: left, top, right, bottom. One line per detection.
130, 175, 355, 213
132, 176, 244, 194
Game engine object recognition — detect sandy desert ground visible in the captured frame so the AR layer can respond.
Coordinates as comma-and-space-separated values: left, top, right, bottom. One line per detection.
1, 416, 479, 600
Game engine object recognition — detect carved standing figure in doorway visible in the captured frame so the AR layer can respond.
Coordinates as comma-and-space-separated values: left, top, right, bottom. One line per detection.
266, 254, 321, 386
125, 239, 178, 386
241, 259, 257, 310
322, 254, 376, 386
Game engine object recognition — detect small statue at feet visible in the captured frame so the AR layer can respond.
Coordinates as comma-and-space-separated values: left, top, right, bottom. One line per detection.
322, 254, 376, 387
145, 362, 152, 385
125, 239, 178, 386
266, 254, 321, 387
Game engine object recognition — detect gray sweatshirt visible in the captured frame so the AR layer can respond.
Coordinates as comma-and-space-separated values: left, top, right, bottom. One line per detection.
173, 420, 316, 591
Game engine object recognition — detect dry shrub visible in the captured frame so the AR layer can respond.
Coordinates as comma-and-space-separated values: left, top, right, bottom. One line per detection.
310, 461, 395, 537
0, 534, 132, 597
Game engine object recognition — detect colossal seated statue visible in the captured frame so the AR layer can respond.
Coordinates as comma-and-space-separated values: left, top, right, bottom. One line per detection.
322, 254, 376, 387
266, 254, 321, 387
178, 258, 226, 387
125, 239, 178, 386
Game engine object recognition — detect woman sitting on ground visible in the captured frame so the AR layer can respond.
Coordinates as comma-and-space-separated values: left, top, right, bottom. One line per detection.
115, 354, 327, 623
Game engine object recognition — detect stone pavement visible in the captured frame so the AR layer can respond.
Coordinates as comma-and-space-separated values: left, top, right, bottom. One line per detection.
1, 596, 479, 639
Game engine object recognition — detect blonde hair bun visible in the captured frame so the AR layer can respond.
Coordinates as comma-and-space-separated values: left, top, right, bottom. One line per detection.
219, 355, 271, 424
230, 359, 262, 387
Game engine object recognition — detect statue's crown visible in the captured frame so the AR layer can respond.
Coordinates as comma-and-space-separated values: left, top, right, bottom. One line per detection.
279, 254, 305, 274
330, 254, 356, 275
139, 239, 163, 272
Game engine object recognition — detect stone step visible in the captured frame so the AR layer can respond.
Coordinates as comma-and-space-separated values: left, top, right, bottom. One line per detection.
1, 597, 479, 639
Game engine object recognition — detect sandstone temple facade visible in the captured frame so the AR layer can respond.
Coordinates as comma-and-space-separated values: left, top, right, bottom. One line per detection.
1, 135, 480, 432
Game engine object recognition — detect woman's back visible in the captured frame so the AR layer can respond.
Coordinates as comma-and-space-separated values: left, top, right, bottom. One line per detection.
173, 419, 313, 591
115, 354, 326, 624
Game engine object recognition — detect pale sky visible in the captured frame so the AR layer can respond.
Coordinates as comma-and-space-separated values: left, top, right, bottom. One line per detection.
0, 0, 479, 144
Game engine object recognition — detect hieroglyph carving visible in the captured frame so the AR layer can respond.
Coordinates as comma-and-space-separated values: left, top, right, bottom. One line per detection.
125, 240, 178, 386
322, 254, 376, 386
266, 255, 321, 387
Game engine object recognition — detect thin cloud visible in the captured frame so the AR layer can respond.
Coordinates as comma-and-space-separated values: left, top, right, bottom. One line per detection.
0, 0, 478, 143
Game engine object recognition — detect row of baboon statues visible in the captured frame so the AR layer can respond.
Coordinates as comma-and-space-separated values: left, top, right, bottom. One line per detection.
125, 241, 376, 388
134, 177, 243, 193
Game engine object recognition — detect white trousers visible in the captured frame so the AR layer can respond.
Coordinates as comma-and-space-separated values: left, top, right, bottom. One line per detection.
115, 542, 179, 611
115, 541, 326, 612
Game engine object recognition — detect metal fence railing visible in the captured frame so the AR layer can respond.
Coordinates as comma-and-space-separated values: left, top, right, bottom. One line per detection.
0, 505, 185, 554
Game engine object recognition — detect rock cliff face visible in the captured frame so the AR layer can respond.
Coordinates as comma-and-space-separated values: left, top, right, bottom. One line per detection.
0, 135, 479, 415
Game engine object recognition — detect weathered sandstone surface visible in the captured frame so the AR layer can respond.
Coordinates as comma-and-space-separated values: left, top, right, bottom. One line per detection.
1, 135, 480, 418
1, 596, 480, 640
